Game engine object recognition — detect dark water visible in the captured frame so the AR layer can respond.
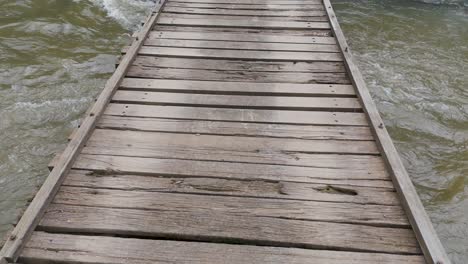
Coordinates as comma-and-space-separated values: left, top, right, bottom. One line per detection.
334, 1, 468, 262
0, 0, 466, 262
0, 0, 150, 239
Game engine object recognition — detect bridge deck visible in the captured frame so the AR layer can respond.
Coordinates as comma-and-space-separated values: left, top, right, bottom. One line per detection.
1, 0, 449, 263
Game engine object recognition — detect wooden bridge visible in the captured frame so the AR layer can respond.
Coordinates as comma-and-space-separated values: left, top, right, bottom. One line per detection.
0, 0, 450, 263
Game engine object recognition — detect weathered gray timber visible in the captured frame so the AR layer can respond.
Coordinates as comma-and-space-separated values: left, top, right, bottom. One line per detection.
1, 0, 449, 263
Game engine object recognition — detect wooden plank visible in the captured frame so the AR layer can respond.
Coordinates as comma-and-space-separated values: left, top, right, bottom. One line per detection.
50, 186, 408, 227
149, 30, 336, 44
55, 152, 391, 183
73, 154, 393, 188
84, 129, 383, 166
131, 57, 347, 73
144, 38, 340, 52
157, 17, 330, 29
22, 232, 426, 264
126, 65, 350, 84
97, 115, 372, 140
0, 1, 168, 262
165, 2, 325, 10
160, 12, 329, 22
162, 7, 327, 17
85, 129, 379, 157
39, 204, 420, 254
154, 25, 331, 37
63, 169, 399, 205
136, 46, 343, 62
171, 0, 323, 4
323, 0, 450, 263
120, 78, 354, 96
105, 104, 369, 125
112, 91, 361, 111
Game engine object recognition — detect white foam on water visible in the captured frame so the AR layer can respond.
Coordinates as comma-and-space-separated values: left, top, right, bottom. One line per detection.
92, 0, 156, 30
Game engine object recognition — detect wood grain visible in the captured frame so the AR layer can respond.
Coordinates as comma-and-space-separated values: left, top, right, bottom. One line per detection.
22, 232, 425, 264
165, 2, 325, 10
97, 115, 372, 140
170, 0, 323, 4
72, 154, 392, 188
154, 25, 332, 37
120, 78, 354, 95
126, 65, 350, 84
136, 46, 343, 62
162, 7, 327, 17
158, 17, 330, 29
63, 169, 399, 205
49, 186, 408, 227
84, 129, 380, 159
144, 38, 340, 52
39, 203, 419, 254
104, 103, 369, 125
112, 90, 361, 111
131, 57, 346, 73
149, 30, 336, 44
160, 12, 329, 22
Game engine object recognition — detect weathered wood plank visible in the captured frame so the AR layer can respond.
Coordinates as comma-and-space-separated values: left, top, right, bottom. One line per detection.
22, 232, 426, 264
97, 115, 371, 140
73, 154, 392, 188
170, 0, 323, 4
50, 186, 408, 226
105, 104, 369, 125
112, 91, 361, 111
132, 57, 346, 73
160, 12, 329, 22
165, 2, 325, 10
64, 169, 399, 205
162, 7, 327, 17
158, 17, 330, 29
126, 65, 350, 84
149, 30, 336, 44
158, 16, 330, 29
136, 46, 343, 62
85, 129, 379, 158
39, 204, 420, 254
323, 1, 449, 263
155, 25, 331, 37
0, 1, 167, 261
144, 38, 340, 52
120, 78, 353, 96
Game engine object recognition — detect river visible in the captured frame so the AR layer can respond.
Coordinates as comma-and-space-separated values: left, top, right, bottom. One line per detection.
0, 0, 466, 262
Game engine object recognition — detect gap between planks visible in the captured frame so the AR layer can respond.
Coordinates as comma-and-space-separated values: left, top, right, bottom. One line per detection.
119, 78, 354, 96
104, 104, 369, 126
160, 12, 330, 22
37, 202, 419, 254
162, 7, 327, 17
111, 90, 361, 112
148, 30, 336, 44
62, 169, 398, 205
21, 232, 426, 264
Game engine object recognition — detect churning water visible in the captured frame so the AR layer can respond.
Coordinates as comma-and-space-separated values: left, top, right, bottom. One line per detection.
334, 1, 468, 262
0, 0, 466, 262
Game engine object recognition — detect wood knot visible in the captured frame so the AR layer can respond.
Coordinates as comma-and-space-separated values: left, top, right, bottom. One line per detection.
378, 123, 384, 129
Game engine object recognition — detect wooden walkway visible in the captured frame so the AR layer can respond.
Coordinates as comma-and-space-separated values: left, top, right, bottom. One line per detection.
1, 0, 450, 263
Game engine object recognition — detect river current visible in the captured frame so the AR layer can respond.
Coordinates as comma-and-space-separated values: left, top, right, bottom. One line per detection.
0, 0, 466, 262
